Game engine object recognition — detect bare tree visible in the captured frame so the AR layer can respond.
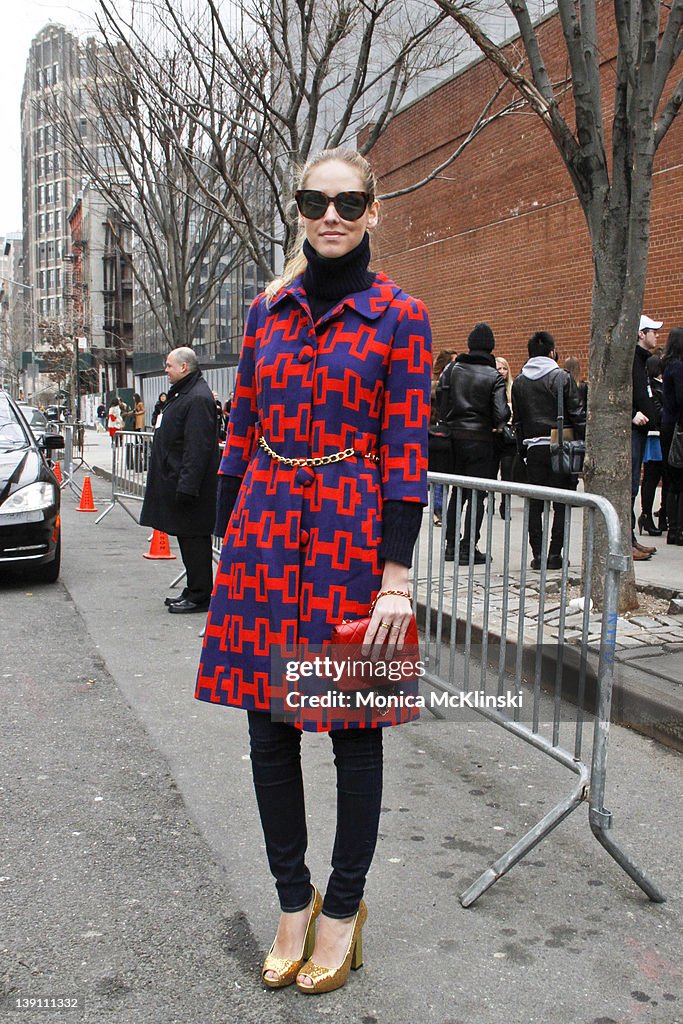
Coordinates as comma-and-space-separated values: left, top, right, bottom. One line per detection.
40, 318, 73, 395
433, 0, 682, 608
94, 0, 472, 277
49, 27, 251, 355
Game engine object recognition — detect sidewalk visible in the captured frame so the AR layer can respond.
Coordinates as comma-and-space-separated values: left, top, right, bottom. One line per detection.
34, 470, 681, 1024
76, 427, 683, 751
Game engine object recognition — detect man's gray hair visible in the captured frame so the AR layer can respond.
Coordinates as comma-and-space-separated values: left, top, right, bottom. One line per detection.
168, 347, 199, 372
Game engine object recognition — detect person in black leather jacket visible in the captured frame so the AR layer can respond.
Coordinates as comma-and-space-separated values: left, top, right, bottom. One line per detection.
512, 331, 586, 569
441, 323, 510, 564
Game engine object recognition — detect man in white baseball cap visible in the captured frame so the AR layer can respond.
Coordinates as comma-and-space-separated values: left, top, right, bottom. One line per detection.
639, 314, 664, 333
631, 313, 663, 559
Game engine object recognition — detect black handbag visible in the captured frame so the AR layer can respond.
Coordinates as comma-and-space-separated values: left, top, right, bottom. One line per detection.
549, 379, 586, 475
494, 422, 517, 453
668, 423, 683, 469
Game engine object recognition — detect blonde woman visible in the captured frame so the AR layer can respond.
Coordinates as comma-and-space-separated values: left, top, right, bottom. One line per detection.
494, 356, 517, 516
195, 148, 432, 994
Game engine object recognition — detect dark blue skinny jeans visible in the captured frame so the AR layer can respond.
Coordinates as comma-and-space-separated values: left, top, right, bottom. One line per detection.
247, 710, 383, 919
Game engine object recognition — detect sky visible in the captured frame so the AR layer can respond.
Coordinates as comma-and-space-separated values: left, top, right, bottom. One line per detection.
1, 1, 99, 234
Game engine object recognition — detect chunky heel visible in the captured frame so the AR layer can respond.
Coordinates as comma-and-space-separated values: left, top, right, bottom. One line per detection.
296, 900, 368, 994
303, 919, 316, 960
351, 934, 363, 970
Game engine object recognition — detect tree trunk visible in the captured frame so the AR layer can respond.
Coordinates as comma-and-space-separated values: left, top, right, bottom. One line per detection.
584, 307, 638, 611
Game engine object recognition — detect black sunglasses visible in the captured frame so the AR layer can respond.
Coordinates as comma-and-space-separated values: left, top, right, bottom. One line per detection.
294, 189, 372, 221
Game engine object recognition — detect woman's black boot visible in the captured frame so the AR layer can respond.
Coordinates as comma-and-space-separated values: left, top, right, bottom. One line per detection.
637, 512, 662, 536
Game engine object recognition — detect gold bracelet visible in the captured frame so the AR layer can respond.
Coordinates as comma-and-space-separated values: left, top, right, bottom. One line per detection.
369, 589, 412, 613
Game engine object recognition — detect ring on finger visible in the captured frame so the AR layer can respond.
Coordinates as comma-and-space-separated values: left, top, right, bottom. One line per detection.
380, 621, 391, 629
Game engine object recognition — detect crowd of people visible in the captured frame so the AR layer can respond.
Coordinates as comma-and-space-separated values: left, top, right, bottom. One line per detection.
429, 314, 682, 563
430, 324, 586, 568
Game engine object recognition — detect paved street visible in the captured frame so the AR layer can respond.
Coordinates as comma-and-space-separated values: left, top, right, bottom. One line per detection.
1, 456, 681, 1024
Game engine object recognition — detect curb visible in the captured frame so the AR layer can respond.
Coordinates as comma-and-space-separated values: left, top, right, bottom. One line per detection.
415, 600, 683, 754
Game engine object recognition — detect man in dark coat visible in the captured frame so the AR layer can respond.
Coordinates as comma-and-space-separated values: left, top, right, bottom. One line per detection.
512, 330, 586, 569
441, 323, 510, 564
140, 347, 219, 613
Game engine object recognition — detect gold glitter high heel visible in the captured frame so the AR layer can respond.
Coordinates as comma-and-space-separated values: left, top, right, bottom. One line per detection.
262, 886, 322, 989
296, 900, 367, 994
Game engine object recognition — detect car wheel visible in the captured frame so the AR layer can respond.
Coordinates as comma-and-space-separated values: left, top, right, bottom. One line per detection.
31, 533, 61, 583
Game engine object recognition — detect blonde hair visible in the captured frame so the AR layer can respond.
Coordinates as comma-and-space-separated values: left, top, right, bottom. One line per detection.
264, 148, 378, 303
563, 356, 582, 386
496, 356, 513, 404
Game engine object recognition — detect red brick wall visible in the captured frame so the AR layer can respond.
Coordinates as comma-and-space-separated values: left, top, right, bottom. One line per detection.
369, 1, 682, 376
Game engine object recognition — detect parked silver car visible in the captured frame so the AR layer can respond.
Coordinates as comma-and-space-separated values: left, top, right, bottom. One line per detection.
16, 404, 61, 444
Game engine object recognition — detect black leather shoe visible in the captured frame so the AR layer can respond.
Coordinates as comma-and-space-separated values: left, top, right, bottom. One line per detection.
547, 555, 564, 569
164, 594, 186, 607
530, 556, 542, 570
459, 549, 489, 566
168, 598, 210, 614
444, 546, 455, 561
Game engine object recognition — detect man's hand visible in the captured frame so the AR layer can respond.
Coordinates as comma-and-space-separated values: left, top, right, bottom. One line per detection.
632, 411, 649, 427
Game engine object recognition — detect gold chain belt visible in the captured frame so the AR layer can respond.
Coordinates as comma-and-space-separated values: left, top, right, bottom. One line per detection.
258, 435, 379, 468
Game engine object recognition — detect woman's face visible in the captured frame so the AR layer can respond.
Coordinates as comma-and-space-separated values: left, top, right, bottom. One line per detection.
496, 359, 509, 380
300, 159, 379, 259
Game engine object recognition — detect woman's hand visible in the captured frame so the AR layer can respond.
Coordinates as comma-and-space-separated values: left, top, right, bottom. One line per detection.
362, 592, 413, 660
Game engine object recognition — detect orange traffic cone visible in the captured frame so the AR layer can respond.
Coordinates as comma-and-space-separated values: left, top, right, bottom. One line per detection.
53, 460, 63, 484
76, 475, 98, 512
143, 530, 176, 560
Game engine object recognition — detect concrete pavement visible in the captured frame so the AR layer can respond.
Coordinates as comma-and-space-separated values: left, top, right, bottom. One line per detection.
1, 463, 679, 1023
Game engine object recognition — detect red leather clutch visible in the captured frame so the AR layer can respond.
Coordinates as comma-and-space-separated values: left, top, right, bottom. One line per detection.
330, 605, 421, 693
331, 613, 419, 649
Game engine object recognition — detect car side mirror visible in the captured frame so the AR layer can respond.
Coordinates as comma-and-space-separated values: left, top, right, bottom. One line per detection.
42, 434, 65, 451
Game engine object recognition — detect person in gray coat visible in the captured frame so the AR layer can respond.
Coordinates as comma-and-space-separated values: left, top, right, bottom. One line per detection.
140, 348, 220, 612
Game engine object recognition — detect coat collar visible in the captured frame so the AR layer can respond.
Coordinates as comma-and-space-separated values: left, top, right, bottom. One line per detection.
168, 368, 202, 399
455, 351, 496, 367
269, 271, 402, 324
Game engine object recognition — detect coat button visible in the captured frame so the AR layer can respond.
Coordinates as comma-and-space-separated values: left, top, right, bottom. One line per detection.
299, 529, 310, 547
294, 466, 315, 487
298, 346, 314, 363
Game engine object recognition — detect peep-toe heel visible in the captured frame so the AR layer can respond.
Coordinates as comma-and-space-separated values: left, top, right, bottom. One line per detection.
262, 886, 322, 989
296, 900, 367, 995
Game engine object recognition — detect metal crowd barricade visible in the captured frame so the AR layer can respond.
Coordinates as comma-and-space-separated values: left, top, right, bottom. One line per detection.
60, 423, 86, 498
95, 430, 223, 591
415, 471, 665, 906
95, 431, 153, 524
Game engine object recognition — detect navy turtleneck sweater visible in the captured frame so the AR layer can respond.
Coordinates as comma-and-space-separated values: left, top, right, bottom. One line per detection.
214, 234, 423, 568
302, 234, 375, 324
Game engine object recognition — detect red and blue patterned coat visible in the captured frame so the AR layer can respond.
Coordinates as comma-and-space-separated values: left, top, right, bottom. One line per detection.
194, 272, 432, 731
